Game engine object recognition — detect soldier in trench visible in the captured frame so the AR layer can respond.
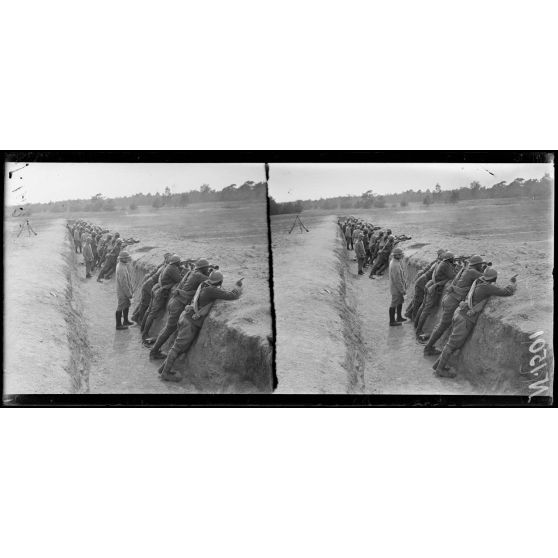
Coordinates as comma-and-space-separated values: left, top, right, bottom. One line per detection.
405, 249, 445, 323
131, 253, 172, 325
432, 268, 517, 378
415, 251, 456, 338
115, 251, 135, 330
157, 270, 243, 382
388, 247, 407, 326
146, 258, 212, 360
97, 238, 123, 282
141, 254, 183, 343
82, 235, 94, 279
422, 254, 487, 356
354, 232, 366, 275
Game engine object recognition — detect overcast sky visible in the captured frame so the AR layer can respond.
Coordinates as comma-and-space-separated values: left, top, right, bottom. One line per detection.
268, 163, 554, 202
4, 163, 266, 205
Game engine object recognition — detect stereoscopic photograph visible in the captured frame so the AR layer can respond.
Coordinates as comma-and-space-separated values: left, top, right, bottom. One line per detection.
269, 160, 554, 399
4, 161, 273, 396
2, 153, 555, 404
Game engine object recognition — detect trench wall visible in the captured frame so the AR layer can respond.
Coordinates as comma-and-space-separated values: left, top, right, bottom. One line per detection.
403, 256, 554, 397
129, 249, 274, 393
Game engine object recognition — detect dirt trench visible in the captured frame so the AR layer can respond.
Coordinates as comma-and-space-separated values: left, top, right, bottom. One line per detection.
60, 227, 273, 394
337, 222, 554, 397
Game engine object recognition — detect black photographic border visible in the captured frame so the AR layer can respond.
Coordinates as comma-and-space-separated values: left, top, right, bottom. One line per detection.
2, 150, 555, 407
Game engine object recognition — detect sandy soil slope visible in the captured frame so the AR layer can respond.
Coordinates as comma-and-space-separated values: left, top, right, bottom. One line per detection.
4, 218, 73, 394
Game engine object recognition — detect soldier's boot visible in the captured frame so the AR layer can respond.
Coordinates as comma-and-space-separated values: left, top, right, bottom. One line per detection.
159, 352, 182, 382
115, 311, 128, 330
416, 311, 428, 337
122, 307, 133, 326
389, 307, 401, 326
433, 346, 456, 378
140, 311, 150, 332
149, 329, 173, 358
396, 304, 407, 322
424, 327, 444, 355
142, 316, 154, 340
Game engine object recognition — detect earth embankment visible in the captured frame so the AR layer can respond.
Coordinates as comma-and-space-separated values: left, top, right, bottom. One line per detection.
271, 214, 364, 393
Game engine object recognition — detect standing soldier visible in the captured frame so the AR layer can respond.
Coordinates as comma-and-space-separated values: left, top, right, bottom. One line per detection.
131, 253, 172, 325
345, 223, 353, 250
73, 226, 82, 253
141, 254, 182, 343
115, 251, 135, 330
433, 268, 517, 377
388, 247, 407, 326
157, 271, 243, 382
354, 232, 366, 275
415, 251, 456, 338
147, 258, 212, 359
422, 255, 486, 356
82, 235, 94, 279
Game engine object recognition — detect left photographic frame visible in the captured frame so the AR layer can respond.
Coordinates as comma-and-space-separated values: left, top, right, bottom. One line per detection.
3, 153, 274, 403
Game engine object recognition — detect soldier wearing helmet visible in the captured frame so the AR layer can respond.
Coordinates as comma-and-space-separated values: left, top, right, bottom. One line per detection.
369, 233, 396, 278
115, 251, 135, 330
405, 249, 445, 324
415, 251, 457, 338
423, 255, 487, 355
354, 231, 367, 275
99, 238, 124, 281
388, 247, 407, 326
131, 253, 172, 325
158, 270, 244, 382
433, 268, 517, 378
146, 258, 213, 359
141, 254, 183, 342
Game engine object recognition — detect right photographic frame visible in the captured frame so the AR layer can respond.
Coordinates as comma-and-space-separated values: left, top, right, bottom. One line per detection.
268, 152, 555, 404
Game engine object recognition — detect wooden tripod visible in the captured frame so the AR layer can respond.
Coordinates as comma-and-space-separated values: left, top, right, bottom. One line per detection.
288, 215, 309, 234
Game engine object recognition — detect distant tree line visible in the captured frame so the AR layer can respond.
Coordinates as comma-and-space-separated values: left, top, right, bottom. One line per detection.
19, 181, 267, 214
270, 173, 553, 214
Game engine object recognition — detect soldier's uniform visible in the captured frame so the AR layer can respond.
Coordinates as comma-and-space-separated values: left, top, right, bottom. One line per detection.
345, 226, 353, 250
406, 263, 435, 321
97, 241, 122, 281
416, 258, 456, 335
424, 264, 484, 352
82, 239, 94, 278
434, 277, 516, 376
148, 268, 210, 356
158, 280, 242, 381
354, 235, 366, 275
131, 262, 166, 324
141, 261, 182, 340
73, 228, 82, 253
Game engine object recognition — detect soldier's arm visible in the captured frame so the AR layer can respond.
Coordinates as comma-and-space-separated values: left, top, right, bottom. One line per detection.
485, 282, 517, 297
210, 286, 242, 301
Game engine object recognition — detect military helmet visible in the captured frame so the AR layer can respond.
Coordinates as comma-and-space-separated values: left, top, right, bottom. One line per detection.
469, 255, 484, 266
392, 247, 403, 256
195, 258, 210, 270
387, 229, 392, 234
116, 238, 123, 244
207, 270, 224, 285
118, 251, 131, 261
443, 251, 454, 261
483, 268, 498, 281
168, 254, 181, 264
437, 248, 446, 257
114, 232, 120, 238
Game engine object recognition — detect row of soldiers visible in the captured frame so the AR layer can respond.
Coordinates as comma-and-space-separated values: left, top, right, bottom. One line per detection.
339, 216, 517, 379
338, 217, 411, 278
67, 219, 139, 281
67, 219, 243, 383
